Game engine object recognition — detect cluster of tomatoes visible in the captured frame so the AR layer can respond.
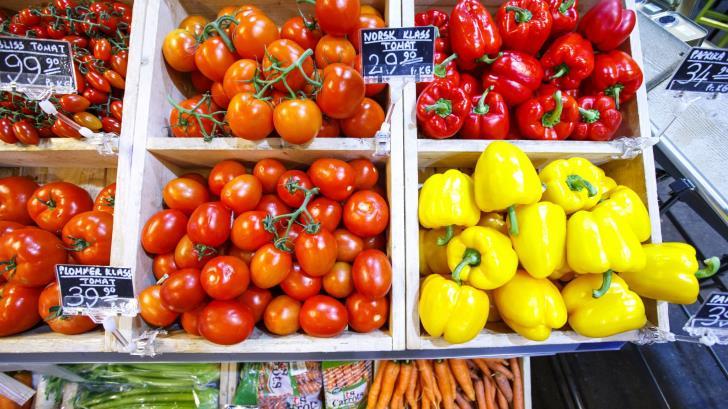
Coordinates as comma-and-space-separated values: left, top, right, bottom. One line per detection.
163, 1, 387, 143
139, 157, 392, 345
0, 176, 115, 337
0, 0, 131, 144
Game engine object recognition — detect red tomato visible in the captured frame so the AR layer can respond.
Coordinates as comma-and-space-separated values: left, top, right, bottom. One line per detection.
153, 253, 178, 280
315, 35, 356, 68
0, 221, 23, 238
61, 211, 113, 265
162, 177, 210, 215
160, 268, 206, 313
82, 88, 108, 105
92, 37, 112, 61
94, 183, 116, 214
295, 229, 338, 277
0, 228, 66, 287
225, 245, 254, 264
201, 255, 250, 300
231, 210, 274, 251
100, 116, 122, 134
349, 13, 386, 51
315, 0, 361, 36
174, 234, 218, 269
181, 303, 205, 336
317, 63, 365, 119
343, 190, 389, 237
141, 209, 188, 254
169, 95, 222, 138
0, 117, 18, 143
308, 158, 355, 201
281, 15, 322, 50
253, 159, 286, 193
317, 116, 340, 137
340, 98, 385, 138
163, 28, 198, 72
233, 13, 280, 60
85, 71, 111, 93
323, 261, 354, 298
58, 94, 91, 113
333, 229, 364, 262
187, 202, 232, 247
280, 263, 322, 301
0, 282, 41, 336
299, 295, 348, 337
348, 159, 379, 190
198, 300, 255, 345
12, 119, 39, 145
226, 92, 274, 140
195, 36, 237, 82
191, 70, 213, 92
221, 175, 263, 214
210, 82, 229, 108
111, 50, 129, 77
346, 292, 388, 332
39, 282, 96, 335
139, 285, 179, 327
256, 194, 291, 218
0, 176, 38, 225
222, 59, 258, 99
262, 39, 314, 92
238, 286, 272, 323
276, 170, 313, 207
263, 294, 301, 335
208, 160, 246, 196
352, 249, 391, 299
307, 197, 342, 232
109, 100, 124, 121
273, 99, 323, 144
251, 243, 292, 288
179, 172, 208, 187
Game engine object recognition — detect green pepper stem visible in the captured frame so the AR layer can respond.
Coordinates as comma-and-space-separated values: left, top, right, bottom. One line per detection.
505, 6, 533, 23
565, 174, 598, 197
592, 270, 613, 298
578, 107, 600, 124
477, 52, 502, 64
696, 256, 721, 279
434, 53, 458, 78
541, 90, 564, 128
436, 225, 454, 246
605, 84, 624, 110
473, 86, 493, 115
558, 0, 576, 14
550, 64, 570, 79
452, 248, 482, 285
424, 98, 453, 118
507, 205, 519, 236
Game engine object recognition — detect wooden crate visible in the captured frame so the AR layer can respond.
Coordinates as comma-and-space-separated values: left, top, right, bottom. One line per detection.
113, 0, 405, 353
402, 0, 668, 350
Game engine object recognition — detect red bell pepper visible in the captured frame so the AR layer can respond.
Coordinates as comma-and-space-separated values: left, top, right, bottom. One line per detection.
496, 0, 553, 55
588, 50, 643, 109
459, 86, 510, 140
416, 9, 450, 53
516, 90, 579, 140
459, 72, 482, 97
578, 0, 635, 51
416, 81, 472, 139
540, 32, 594, 90
572, 93, 622, 141
416, 53, 460, 94
547, 0, 578, 37
450, 0, 502, 71
481, 50, 544, 106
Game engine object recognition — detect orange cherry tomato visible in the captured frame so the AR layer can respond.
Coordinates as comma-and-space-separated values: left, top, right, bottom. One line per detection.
315, 0, 361, 36
226, 93, 274, 140
349, 13, 386, 52
281, 15, 322, 51
317, 63, 365, 119
194, 36, 237, 82
315, 35, 356, 68
233, 13, 279, 60
179, 15, 208, 36
250, 243, 292, 289
253, 158, 286, 193
210, 82, 230, 108
273, 99, 322, 144
222, 59, 258, 99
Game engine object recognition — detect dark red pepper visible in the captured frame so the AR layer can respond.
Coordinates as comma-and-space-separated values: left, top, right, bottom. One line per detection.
416, 10, 451, 53
496, 0, 553, 55
481, 51, 544, 106
572, 93, 622, 141
416, 81, 472, 139
547, 0, 578, 37
515, 90, 579, 140
459, 73, 482, 97
416, 53, 460, 95
587, 50, 643, 109
540, 32, 594, 90
450, 0, 502, 71
578, 0, 635, 51
459, 86, 510, 140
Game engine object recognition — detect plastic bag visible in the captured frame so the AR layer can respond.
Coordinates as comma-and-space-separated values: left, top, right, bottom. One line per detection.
233, 362, 323, 409
322, 362, 372, 409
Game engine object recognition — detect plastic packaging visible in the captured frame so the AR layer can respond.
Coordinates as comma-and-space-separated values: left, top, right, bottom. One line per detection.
233, 362, 323, 409
322, 361, 372, 409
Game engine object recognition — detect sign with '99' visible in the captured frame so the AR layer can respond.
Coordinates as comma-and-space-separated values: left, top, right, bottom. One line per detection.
0, 35, 77, 94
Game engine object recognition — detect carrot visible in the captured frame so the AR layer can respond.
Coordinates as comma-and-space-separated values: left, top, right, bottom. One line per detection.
510, 358, 524, 409
375, 361, 400, 409
485, 361, 513, 380
367, 360, 388, 409
418, 360, 441, 406
434, 360, 455, 409
495, 389, 508, 409
448, 359, 476, 401
483, 376, 495, 409
455, 393, 473, 409
406, 362, 418, 409
413, 378, 421, 409
472, 359, 492, 377
474, 380, 486, 409
493, 373, 512, 403
444, 361, 457, 398
393, 361, 413, 409
421, 392, 430, 409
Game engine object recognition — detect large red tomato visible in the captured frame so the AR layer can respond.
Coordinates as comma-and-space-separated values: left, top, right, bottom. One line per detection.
349, 13, 386, 51
276, 170, 314, 207
197, 300, 254, 345
174, 234, 218, 269
153, 253, 178, 280
348, 159, 378, 189
93, 182, 116, 215
208, 160, 246, 196
231, 211, 274, 251
280, 263, 322, 301
160, 268, 206, 313
0, 282, 41, 336
238, 286, 272, 323
316, 63, 365, 119
295, 229, 338, 277
222, 59, 258, 99
0, 228, 66, 287
181, 303, 205, 336
315, 34, 356, 68
263, 294, 301, 335
27, 181, 93, 233
273, 99, 323, 144
281, 15, 322, 51
139, 285, 179, 327
221, 175, 262, 214
194, 36, 237, 82
323, 261, 354, 298
299, 294, 348, 337
308, 158, 355, 201
0, 176, 38, 225
352, 249, 391, 299
187, 202, 232, 247
333, 229, 363, 262
201, 256, 250, 300
61, 211, 113, 265
250, 243, 292, 288
226, 92, 274, 140
38, 282, 96, 335
0, 221, 23, 238
253, 159, 286, 194
255, 195, 291, 218
346, 292, 388, 332
233, 12, 279, 60
162, 177, 210, 215
343, 190, 389, 237
315, 0, 361, 36
340, 97, 385, 138
307, 197, 342, 232
141, 209, 189, 254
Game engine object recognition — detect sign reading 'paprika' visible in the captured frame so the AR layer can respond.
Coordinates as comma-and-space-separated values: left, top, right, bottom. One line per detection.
667, 47, 728, 94
359, 26, 435, 84
0, 35, 76, 94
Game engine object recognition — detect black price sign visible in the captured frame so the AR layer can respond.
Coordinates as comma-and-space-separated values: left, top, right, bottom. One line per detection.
360, 26, 435, 83
688, 292, 728, 329
0, 36, 76, 94
55, 264, 137, 316
666, 47, 728, 94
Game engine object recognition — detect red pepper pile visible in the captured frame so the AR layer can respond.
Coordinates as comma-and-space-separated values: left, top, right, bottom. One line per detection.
0, 176, 116, 337
415, 0, 641, 141
0, 1, 131, 145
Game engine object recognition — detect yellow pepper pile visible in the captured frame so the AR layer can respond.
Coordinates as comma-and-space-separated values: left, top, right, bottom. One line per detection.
418, 141, 720, 345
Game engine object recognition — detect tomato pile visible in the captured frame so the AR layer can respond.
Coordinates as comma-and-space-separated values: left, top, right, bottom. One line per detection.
139, 157, 392, 345
0, 1, 130, 145
415, 0, 641, 141
0, 176, 115, 337
163, 1, 387, 143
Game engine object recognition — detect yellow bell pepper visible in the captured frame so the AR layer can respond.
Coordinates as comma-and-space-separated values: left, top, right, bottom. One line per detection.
539, 157, 607, 214
418, 274, 490, 344
473, 141, 542, 236
419, 169, 480, 244
593, 185, 651, 242
419, 230, 432, 276
549, 260, 574, 281
447, 226, 518, 290
421, 227, 461, 276
493, 270, 567, 341
562, 273, 646, 338
477, 212, 508, 235
599, 176, 617, 199
620, 243, 720, 304
510, 202, 566, 279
